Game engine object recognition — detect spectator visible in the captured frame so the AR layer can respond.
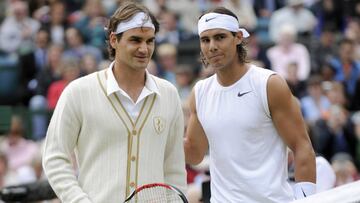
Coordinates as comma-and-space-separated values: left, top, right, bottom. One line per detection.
156, 9, 196, 45
269, 0, 317, 43
63, 27, 103, 63
73, 0, 107, 51
42, 0, 68, 45
331, 152, 359, 186
323, 81, 348, 109
30, 44, 64, 96
19, 28, 51, 105
156, 43, 178, 84
267, 23, 311, 81
329, 38, 360, 100
0, 115, 39, 171
47, 58, 81, 110
300, 75, 331, 125
312, 105, 356, 161
310, 27, 337, 74
0, 1, 40, 54
344, 18, 360, 62
80, 53, 98, 76
320, 61, 337, 82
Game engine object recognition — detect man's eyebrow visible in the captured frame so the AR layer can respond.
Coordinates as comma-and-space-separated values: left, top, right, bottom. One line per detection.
214, 32, 227, 37
129, 36, 142, 40
128, 36, 155, 41
200, 32, 228, 40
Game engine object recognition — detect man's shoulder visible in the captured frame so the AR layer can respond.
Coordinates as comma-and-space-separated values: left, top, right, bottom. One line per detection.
194, 74, 216, 88
249, 65, 276, 77
66, 71, 99, 92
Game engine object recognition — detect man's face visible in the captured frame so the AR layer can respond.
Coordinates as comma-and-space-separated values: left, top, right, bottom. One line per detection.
199, 28, 241, 70
65, 28, 82, 47
36, 30, 49, 48
111, 27, 155, 71
339, 42, 354, 61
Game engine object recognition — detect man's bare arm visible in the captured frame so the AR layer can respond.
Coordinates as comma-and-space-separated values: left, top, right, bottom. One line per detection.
267, 74, 316, 183
184, 89, 209, 165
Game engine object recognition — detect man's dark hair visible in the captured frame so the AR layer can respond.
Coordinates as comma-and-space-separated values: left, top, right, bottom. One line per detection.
105, 1, 159, 60
199, 7, 248, 67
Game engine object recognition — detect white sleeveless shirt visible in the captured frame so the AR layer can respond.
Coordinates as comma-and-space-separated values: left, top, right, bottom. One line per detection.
194, 65, 294, 203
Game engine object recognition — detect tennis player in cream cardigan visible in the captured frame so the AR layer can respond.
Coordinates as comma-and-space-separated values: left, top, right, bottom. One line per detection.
42, 2, 187, 202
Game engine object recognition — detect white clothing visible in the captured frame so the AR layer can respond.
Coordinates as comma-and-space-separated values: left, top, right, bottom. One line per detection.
0, 16, 40, 53
42, 68, 186, 203
267, 43, 311, 81
269, 7, 316, 42
106, 62, 159, 121
315, 156, 335, 192
194, 64, 294, 203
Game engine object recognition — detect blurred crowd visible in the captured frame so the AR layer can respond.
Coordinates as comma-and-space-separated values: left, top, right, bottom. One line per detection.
0, 0, 360, 202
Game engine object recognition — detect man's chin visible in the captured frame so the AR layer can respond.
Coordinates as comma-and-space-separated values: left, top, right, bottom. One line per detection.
133, 63, 148, 70
211, 63, 225, 70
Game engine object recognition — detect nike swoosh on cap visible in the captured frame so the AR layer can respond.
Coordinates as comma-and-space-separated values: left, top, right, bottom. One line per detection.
205, 17, 217, 22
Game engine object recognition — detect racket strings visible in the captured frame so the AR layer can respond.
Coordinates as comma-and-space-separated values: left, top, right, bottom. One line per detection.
127, 186, 184, 203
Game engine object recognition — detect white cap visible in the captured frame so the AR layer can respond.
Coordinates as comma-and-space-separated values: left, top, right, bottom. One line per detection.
114, 12, 154, 34
198, 12, 249, 37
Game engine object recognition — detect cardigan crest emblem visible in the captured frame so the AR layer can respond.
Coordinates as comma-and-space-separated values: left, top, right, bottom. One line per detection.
153, 116, 165, 134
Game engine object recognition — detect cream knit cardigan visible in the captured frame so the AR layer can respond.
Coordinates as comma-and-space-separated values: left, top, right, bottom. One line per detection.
42, 70, 187, 203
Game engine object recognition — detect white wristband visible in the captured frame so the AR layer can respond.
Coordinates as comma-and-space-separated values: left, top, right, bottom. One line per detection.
294, 182, 316, 200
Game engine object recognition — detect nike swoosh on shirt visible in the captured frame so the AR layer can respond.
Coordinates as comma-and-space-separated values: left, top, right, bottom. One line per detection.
301, 188, 307, 197
237, 91, 252, 97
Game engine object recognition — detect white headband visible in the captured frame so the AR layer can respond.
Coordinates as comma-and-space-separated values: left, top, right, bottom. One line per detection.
198, 13, 250, 38
114, 12, 155, 34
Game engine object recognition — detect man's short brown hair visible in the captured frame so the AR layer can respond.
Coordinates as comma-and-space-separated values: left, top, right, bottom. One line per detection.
105, 1, 159, 59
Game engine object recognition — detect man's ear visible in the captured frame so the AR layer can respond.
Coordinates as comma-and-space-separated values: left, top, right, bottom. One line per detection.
235, 31, 243, 45
109, 33, 117, 48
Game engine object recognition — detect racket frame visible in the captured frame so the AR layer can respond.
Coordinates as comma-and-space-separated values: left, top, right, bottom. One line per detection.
124, 183, 188, 203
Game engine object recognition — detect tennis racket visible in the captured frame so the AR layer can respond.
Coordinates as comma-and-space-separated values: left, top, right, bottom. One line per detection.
124, 183, 188, 203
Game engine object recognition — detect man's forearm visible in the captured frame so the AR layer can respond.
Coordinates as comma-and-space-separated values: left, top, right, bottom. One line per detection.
294, 143, 316, 183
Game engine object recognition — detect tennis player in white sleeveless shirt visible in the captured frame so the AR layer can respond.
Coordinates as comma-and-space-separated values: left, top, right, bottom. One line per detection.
196, 64, 293, 202
184, 7, 316, 203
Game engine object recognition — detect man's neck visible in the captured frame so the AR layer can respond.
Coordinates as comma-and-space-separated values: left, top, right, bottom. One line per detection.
113, 62, 146, 102
216, 63, 248, 87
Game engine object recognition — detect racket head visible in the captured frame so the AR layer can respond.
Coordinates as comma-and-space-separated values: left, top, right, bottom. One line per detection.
124, 183, 188, 203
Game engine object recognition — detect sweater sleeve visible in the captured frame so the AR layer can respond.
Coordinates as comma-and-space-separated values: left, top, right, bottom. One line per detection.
42, 82, 92, 203
163, 90, 187, 193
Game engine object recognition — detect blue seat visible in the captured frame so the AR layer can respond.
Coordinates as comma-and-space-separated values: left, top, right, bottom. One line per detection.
0, 53, 19, 99
0, 105, 12, 134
